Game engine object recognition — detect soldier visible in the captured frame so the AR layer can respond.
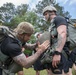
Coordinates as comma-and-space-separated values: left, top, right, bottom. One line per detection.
42, 5, 70, 75
0, 22, 50, 75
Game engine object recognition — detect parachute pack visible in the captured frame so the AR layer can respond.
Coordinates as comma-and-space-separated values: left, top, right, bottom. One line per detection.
66, 18, 76, 50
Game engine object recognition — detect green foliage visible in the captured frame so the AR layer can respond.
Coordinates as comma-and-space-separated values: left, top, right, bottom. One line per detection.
35, 0, 49, 14
72, 67, 76, 75
10, 15, 26, 28
24, 11, 38, 26
10, 11, 40, 32
16, 4, 29, 16
24, 49, 32, 56
28, 34, 36, 43
0, 3, 29, 28
0, 3, 16, 23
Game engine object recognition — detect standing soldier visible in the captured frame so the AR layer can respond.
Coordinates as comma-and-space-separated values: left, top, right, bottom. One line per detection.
42, 5, 70, 75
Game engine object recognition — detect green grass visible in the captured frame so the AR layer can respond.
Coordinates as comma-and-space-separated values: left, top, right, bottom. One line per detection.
16, 67, 76, 75
72, 68, 76, 75
16, 68, 47, 75
23, 68, 47, 75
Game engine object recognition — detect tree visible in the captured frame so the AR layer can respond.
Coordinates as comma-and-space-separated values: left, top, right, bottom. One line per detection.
35, 0, 48, 14
0, 3, 16, 25
36, 0, 71, 17
16, 4, 29, 16
10, 11, 38, 28
0, 3, 29, 27
34, 0, 71, 31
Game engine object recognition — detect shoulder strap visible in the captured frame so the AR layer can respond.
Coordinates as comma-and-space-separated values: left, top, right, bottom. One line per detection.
48, 19, 55, 32
0, 26, 15, 38
48, 19, 56, 47
0, 26, 22, 47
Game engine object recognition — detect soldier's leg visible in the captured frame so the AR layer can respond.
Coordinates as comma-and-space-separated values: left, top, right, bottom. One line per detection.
62, 54, 70, 75
72, 64, 76, 75
35, 70, 40, 75
52, 53, 69, 75
73, 64, 76, 70
17, 70, 24, 75
62, 68, 72, 75
66, 48, 76, 75
46, 69, 53, 75
0, 68, 2, 75
69, 48, 76, 68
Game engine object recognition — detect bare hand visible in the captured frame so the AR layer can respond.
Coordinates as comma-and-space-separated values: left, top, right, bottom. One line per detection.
36, 40, 50, 52
52, 55, 61, 68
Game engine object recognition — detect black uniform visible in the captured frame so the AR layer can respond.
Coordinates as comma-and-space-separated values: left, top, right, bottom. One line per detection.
47, 16, 69, 74
33, 50, 46, 71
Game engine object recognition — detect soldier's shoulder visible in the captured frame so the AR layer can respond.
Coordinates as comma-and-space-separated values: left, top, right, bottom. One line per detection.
55, 16, 65, 20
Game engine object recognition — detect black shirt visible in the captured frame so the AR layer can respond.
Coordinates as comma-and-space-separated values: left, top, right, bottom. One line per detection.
53, 16, 69, 55
54, 16, 67, 27
1, 36, 22, 57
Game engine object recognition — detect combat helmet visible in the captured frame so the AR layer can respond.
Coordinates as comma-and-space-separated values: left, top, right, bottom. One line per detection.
43, 5, 57, 15
16, 22, 34, 34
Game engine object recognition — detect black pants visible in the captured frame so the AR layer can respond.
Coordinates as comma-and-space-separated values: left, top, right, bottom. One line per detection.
69, 48, 76, 68
0, 68, 2, 75
43, 54, 69, 74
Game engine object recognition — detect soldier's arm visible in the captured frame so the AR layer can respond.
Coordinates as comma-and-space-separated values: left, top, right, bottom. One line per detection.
56, 25, 67, 52
13, 40, 49, 68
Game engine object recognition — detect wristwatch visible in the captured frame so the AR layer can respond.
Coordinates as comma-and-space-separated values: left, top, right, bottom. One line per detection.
53, 51, 61, 55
